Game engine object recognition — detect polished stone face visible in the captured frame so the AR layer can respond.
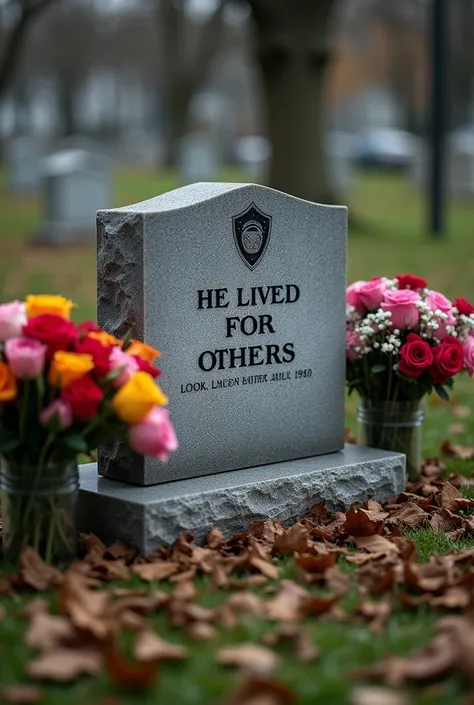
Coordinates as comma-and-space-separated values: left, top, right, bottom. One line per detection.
97, 182, 347, 485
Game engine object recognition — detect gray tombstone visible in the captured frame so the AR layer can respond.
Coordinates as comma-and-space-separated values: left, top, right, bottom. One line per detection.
178, 134, 219, 184
78, 182, 405, 553
33, 149, 111, 244
5, 136, 44, 193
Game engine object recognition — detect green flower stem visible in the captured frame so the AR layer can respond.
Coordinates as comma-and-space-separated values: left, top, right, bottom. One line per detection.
19, 380, 30, 442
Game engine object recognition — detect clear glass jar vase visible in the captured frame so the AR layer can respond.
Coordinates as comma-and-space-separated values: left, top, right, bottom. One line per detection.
356, 400, 424, 482
0, 459, 79, 565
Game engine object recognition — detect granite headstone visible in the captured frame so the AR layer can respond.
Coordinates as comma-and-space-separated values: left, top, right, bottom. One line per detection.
33, 149, 111, 244
78, 182, 405, 553
6, 136, 44, 193
178, 134, 219, 184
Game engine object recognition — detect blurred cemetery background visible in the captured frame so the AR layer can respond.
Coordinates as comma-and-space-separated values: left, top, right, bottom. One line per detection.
0, 0, 473, 323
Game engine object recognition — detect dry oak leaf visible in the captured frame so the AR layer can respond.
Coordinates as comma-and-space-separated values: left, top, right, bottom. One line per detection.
217, 644, 279, 675
131, 560, 181, 582
249, 556, 279, 581
172, 580, 198, 602
272, 523, 310, 555
102, 642, 158, 688
134, 629, 188, 661
28, 648, 102, 682
0, 685, 43, 704
294, 552, 336, 575
249, 519, 284, 546
439, 482, 469, 511
264, 580, 309, 622
441, 439, 474, 460
187, 621, 217, 640
18, 547, 63, 591
357, 597, 392, 633
221, 676, 295, 705
430, 508, 465, 533
226, 591, 263, 617
25, 611, 76, 651
302, 592, 342, 617
104, 539, 137, 563
91, 559, 131, 581
353, 535, 400, 556
349, 686, 409, 705
80, 533, 106, 562
430, 586, 472, 609
343, 505, 384, 537
387, 502, 429, 528
207, 527, 226, 549
58, 566, 110, 639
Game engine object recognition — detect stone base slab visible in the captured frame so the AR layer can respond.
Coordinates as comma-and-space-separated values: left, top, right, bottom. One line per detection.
78, 445, 405, 556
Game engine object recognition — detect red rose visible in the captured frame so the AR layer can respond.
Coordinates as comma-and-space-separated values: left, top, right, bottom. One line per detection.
398, 333, 433, 378
395, 274, 427, 291
132, 355, 162, 379
455, 297, 474, 317
23, 314, 77, 358
428, 336, 464, 385
73, 336, 112, 378
77, 320, 101, 336
61, 375, 104, 421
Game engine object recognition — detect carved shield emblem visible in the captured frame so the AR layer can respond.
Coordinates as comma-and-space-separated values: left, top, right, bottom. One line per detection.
232, 203, 272, 271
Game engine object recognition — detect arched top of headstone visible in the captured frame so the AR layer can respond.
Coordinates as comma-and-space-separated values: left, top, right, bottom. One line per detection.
41, 148, 109, 175
107, 182, 347, 215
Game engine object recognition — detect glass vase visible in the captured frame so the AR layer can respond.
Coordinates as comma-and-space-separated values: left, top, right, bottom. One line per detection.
0, 459, 79, 565
356, 400, 424, 482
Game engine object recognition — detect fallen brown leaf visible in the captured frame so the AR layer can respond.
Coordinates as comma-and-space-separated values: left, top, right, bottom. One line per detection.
104, 540, 137, 563
249, 556, 279, 581
25, 611, 76, 651
294, 553, 336, 574
217, 644, 279, 675
353, 535, 399, 555
349, 686, 408, 705
0, 685, 43, 704
171, 580, 198, 602
439, 482, 467, 511
454, 405, 471, 418
430, 508, 465, 533
272, 523, 310, 555
187, 621, 216, 640
102, 642, 159, 688
131, 561, 181, 582
18, 547, 63, 591
81, 533, 106, 562
387, 502, 429, 528
448, 423, 466, 436
91, 560, 131, 581
343, 505, 383, 537
134, 629, 187, 661
207, 527, 225, 549
357, 597, 391, 633
441, 439, 474, 460
27, 648, 102, 682
221, 676, 295, 705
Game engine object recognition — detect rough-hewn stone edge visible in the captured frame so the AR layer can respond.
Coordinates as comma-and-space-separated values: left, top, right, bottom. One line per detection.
97, 209, 146, 483
79, 449, 405, 555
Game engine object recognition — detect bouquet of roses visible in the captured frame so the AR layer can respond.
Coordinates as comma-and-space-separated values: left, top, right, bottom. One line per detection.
346, 273, 474, 403
0, 294, 177, 563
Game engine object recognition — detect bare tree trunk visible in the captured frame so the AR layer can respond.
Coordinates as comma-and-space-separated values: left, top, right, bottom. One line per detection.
0, 0, 59, 100
158, 0, 227, 168
57, 75, 77, 137
249, 0, 338, 204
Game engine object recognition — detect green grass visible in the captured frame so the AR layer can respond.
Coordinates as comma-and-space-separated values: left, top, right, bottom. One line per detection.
2, 168, 474, 702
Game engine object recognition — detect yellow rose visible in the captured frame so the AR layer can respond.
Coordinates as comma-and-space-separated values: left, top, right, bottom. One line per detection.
26, 295, 75, 320
88, 330, 122, 347
112, 371, 168, 424
49, 351, 95, 389
127, 340, 161, 363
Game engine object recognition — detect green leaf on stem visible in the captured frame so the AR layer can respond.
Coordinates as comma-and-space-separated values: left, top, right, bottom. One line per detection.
434, 384, 450, 402
60, 434, 88, 453
98, 366, 124, 387
121, 328, 134, 351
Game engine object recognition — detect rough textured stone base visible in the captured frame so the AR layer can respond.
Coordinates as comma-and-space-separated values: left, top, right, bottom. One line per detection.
78, 445, 405, 556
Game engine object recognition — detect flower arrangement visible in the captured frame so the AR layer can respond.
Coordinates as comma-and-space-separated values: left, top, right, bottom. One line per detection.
0, 294, 178, 563
346, 274, 474, 480
346, 274, 474, 402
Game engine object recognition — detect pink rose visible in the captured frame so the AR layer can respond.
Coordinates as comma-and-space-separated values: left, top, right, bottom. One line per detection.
346, 281, 365, 315
463, 336, 474, 377
346, 328, 364, 361
4, 337, 47, 379
0, 301, 27, 341
129, 407, 178, 462
108, 346, 139, 388
40, 399, 73, 429
381, 289, 421, 330
358, 278, 386, 310
427, 290, 455, 339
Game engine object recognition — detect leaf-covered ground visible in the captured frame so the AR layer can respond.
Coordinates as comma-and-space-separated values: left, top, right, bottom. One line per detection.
3, 455, 474, 704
